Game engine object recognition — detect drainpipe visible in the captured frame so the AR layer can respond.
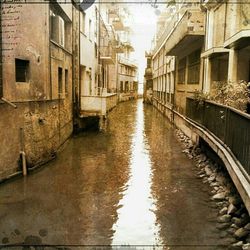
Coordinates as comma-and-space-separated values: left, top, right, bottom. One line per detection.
1, 97, 17, 108
20, 128, 27, 176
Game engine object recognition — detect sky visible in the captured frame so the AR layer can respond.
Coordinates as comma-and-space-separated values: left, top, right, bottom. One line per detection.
127, 4, 158, 84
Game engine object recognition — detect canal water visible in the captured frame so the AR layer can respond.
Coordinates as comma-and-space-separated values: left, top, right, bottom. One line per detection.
0, 100, 226, 249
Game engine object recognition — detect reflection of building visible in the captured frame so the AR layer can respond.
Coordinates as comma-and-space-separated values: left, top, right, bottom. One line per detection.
0, 2, 78, 179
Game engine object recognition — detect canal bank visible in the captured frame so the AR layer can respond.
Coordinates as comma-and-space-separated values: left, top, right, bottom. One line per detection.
0, 100, 228, 248
152, 97, 250, 216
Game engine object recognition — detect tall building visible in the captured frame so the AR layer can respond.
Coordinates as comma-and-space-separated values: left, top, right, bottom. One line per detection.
151, 0, 250, 115
75, 2, 138, 130
152, 1, 205, 114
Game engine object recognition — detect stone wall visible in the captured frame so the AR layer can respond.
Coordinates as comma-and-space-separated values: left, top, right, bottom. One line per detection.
0, 100, 73, 181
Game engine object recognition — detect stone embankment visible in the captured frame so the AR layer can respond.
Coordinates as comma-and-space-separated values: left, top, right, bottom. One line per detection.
175, 129, 250, 250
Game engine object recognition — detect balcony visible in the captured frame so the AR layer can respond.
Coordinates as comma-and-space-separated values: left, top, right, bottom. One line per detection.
112, 17, 125, 31
166, 10, 204, 55
123, 41, 134, 52
154, 10, 204, 56
224, 30, 250, 50
115, 43, 125, 53
223, 2, 250, 49
80, 92, 117, 117
118, 56, 137, 68
100, 45, 116, 65
201, 47, 230, 58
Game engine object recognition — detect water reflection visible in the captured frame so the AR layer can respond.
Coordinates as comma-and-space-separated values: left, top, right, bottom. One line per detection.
112, 101, 159, 245
0, 100, 226, 249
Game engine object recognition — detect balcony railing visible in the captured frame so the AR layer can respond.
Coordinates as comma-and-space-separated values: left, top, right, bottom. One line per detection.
100, 45, 116, 64
80, 93, 117, 117
186, 97, 250, 175
153, 14, 179, 54
118, 56, 138, 68
153, 9, 204, 55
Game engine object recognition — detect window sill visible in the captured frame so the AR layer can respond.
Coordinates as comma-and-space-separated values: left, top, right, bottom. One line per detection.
50, 40, 72, 55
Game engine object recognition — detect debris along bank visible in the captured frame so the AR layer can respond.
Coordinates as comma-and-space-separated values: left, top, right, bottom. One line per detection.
176, 129, 250, 249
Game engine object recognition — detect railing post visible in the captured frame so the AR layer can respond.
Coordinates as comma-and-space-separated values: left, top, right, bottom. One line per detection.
224, 107, 230, 148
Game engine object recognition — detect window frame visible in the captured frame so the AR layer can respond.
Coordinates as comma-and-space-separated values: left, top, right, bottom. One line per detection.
15, 58, 30, 83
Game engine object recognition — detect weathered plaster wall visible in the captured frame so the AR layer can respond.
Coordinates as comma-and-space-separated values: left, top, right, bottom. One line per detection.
0, 2, 74, 181
0, 100, 73, 180
2, 3, 49, 101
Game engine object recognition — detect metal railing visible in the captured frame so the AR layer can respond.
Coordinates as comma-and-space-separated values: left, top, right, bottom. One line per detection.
186, 97, 250, 175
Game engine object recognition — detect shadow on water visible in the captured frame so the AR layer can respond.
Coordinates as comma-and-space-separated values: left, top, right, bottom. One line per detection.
0, 100, 227, 249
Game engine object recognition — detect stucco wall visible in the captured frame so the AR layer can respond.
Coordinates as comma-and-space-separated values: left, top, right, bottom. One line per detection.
0, 2, 74, 181
0, 100, 73, 180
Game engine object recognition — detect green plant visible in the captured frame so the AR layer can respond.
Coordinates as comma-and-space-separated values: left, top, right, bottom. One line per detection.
193, 89, 210, 106
211, 80, 250, 112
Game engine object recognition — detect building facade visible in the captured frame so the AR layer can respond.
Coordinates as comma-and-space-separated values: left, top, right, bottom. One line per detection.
152, 1, 205, 115
202, 1, 250, 94
75, 2, 138, 129
149, 0, 250, 213
0, 1, 79, 180
151, 0, 250, 116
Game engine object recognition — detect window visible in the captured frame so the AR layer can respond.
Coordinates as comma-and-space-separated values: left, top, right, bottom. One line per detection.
15, 59, 29, 82
65, 69, 68, 94
50, 6, 71, 49
177, 57, 186, 84
125, 81, 129, 92
120, 81, 123, 92
50, 12, 65, 47
58, 67, 63, 94
187, 49, 201, 84
58, 17, 65, 47
80, 11, 86, 34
